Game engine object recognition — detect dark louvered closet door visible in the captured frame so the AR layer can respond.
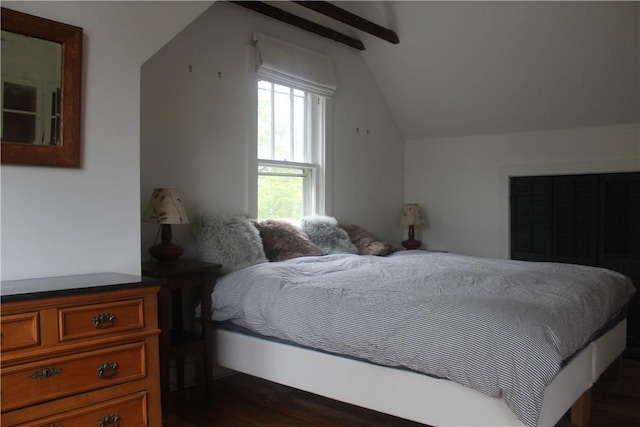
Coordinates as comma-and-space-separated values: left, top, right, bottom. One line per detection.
599, 172, 640, 358
510, 176, 553, 261
510, 171, 640, 359
553, 175, 599, 266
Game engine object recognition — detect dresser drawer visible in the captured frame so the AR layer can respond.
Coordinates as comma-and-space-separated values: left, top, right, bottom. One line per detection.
0, 312, 39, 352
12, 391, 148, 427
1, 342, 146, 411
59, 298, 145, 342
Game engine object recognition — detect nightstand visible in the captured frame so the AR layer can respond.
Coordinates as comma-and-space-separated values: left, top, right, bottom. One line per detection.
141, 259, 222, 416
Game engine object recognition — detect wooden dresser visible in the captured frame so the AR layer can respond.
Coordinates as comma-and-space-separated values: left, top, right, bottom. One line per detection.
0, 273, 163, 427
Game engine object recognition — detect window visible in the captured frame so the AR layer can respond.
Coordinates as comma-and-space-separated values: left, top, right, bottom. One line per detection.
257, 80, 326, 220
2, 81, 38, 143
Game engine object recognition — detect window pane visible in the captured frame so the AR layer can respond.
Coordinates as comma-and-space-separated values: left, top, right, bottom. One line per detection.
273, 88, 291, 161
3, 82, 37, 112
3, 111, 36, 143
258, 174, 304, 220
293, 93, 305, 162
274, 83, 290, 94
258, 80, 271, 90
257, 84, 272, 159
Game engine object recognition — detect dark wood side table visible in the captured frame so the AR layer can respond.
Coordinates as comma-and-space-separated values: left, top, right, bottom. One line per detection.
142, 259, 221, 416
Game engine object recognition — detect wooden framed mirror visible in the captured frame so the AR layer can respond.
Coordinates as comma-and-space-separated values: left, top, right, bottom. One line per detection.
1, 8, 82, 167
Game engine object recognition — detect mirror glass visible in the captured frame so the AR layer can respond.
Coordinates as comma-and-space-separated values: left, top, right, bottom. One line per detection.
1, 30, 62, 146
1, 7, 82, 168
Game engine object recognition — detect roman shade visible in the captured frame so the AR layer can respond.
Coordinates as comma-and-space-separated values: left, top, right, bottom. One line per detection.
254, 33, 337, 96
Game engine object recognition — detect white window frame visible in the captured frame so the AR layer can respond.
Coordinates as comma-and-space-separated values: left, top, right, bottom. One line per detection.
256, 80, 331, 219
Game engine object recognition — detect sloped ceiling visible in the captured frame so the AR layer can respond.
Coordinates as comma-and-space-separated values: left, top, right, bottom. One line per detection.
265, 1, 640, 140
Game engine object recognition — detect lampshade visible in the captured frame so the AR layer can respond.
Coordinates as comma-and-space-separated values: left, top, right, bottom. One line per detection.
400, 203, 425, 226
142, 188, 189, 225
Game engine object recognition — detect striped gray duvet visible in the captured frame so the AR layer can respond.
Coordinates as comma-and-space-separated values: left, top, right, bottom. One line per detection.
208, 251, 635, 427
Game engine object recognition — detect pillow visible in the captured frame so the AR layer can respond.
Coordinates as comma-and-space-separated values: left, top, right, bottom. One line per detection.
300, 215, 358, 255
193, 213, 267, 274
341, 224, 397, 256
255, 219, 322, 261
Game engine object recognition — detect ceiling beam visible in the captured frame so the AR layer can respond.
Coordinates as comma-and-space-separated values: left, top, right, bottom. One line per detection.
230, 1, 365, 51
293, 1, 399, 45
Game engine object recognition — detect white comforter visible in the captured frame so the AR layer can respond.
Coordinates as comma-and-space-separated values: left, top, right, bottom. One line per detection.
208, 251, 635, 427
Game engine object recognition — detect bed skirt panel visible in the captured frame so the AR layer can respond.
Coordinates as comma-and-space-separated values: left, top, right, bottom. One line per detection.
215, 326, 624, 427
537, 345, 592, 427
590, 319, 626, 382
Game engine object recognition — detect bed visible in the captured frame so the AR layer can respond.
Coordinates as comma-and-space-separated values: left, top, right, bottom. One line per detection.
193, 215, 635, 427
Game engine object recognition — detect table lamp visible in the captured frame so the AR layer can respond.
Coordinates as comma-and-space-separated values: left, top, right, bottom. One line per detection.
142, 188, 189, 264
400, 203, 425, 250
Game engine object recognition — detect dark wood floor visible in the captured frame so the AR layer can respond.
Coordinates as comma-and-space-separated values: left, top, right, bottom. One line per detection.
586, 357, 640, 427
169, 358, 640, 426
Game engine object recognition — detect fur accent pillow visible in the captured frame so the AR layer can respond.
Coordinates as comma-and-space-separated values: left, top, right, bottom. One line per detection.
300, 215, 358, 255
193, 213, 267, 274
342, 224, 397, 256
255, 219, 322, 261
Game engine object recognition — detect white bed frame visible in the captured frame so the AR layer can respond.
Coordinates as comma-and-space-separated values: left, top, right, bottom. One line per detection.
215, 319, 627, 427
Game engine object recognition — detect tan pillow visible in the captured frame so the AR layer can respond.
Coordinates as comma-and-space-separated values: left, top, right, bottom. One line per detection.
255, 219, 322, 261
342, 224, 397, 256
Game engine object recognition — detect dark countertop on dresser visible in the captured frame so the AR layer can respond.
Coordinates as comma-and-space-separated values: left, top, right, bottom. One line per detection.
0, 273, 165, 303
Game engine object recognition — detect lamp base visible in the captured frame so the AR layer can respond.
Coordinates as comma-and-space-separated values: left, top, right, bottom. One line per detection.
149, 224, 183, 265
401, 224, 422, 250
401, 238, 422, 250
149, 242, 184, 265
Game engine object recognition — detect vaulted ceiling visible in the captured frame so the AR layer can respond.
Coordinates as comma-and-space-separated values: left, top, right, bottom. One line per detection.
261, 1, 640, 140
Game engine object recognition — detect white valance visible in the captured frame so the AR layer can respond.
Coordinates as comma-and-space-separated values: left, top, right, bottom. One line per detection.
254, 33, 337, 97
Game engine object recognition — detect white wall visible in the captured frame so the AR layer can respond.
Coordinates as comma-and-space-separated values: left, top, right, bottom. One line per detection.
140, 2, 405, 260
1, 1, 212, 281
405, 123, 640, 259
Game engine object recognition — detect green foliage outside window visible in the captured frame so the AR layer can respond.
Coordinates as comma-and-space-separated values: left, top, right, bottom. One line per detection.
257, 173, 304, 220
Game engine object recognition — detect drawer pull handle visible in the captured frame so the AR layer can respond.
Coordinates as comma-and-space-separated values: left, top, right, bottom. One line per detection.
47, 425, 64, 427
98, 414, 119, 427
93, 313, 116, 329
29, 366, 63, 380
97, 361, 119, 378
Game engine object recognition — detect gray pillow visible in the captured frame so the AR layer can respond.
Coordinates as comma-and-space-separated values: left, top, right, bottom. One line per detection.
193, 213, 267, 274
300, 215, 358, 255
